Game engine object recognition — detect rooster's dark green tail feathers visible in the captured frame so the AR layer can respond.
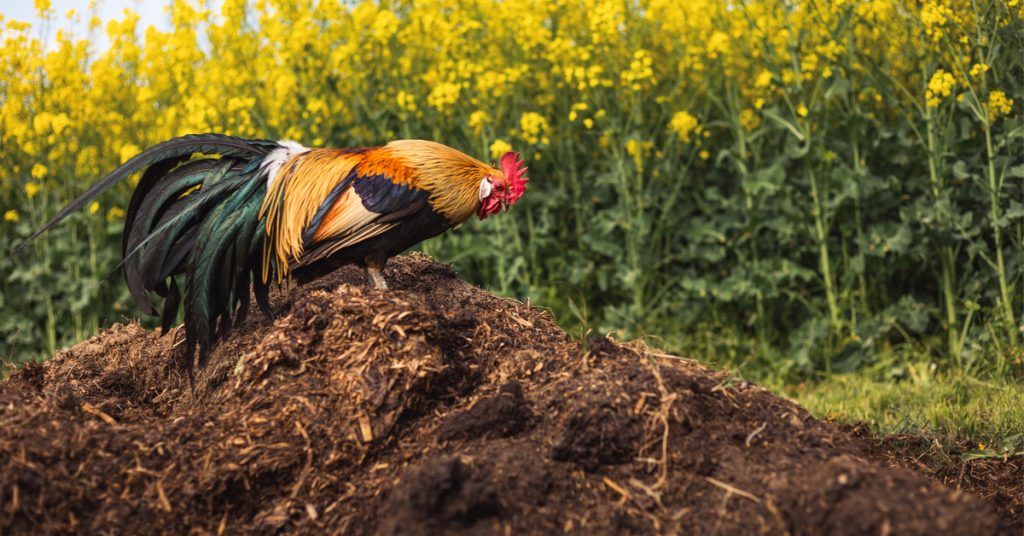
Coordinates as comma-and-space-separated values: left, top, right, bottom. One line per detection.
181, 175, 269, 371
17, 133, 284, 379
121, 157, 242, 314
13, 133, 277, 254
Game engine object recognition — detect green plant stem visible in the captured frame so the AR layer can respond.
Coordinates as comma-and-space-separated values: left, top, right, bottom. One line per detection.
940, 249, 960, 367
72, 224, 83, 341
88, 219, 99, 335
728, 82, 769, 348
983, 124, 1018, 346
617, 153, 645, 324
925, 111, 961, 364
30, 195, 58, 356
851, 140, 871, 320
808, 164, 841, 337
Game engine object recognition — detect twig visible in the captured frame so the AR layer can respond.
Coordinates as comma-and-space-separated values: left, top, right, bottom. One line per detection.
155, 480, 172, 512
705, 476, 762, 504
745, 422, 768, 447
81, 402, 118, 425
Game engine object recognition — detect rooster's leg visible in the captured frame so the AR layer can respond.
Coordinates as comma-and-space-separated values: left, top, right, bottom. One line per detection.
365, 260, 388, 290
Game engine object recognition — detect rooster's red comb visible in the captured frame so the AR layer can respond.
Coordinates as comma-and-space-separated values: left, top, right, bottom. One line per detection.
500, 151, 529, 203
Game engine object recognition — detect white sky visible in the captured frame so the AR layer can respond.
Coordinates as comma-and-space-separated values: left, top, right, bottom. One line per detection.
0, 0, 171, 50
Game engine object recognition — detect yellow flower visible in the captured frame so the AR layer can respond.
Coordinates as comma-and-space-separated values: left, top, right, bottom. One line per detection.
754, 98, 766, 110
699, 150, 710, 161
427, 82, 461, 112
50, 113, 70, 134
740, 109, 761, 131
969, 63, 989, 78
670, 111, 700, 143
926, 69, 957, 108
519, 112, 549, 145
625, 139, 640, 158
755, 70, 773, 88
468, 110, 489, 134
625, 139, 653, 166
706, 31, 729, 59
30, 163, 48, 179
489, 139, 512, 160
396, 90, 417, 112
107, 207, 126, 222
797, 105, 809, 118
119, 143, 140, 163
988, 90, 1014, 120
25, 182, 41, 199
89, 201, 100, 215
921, 3, 953, 42
3, 210, 18, 222
621, 49, 655, 91
583, 118, 594, 129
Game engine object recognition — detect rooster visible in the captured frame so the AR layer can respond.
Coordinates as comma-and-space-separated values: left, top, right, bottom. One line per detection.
20, 134, 529, 374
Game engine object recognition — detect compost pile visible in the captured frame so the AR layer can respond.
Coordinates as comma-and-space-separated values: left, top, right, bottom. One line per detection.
0, 255, 1008, 535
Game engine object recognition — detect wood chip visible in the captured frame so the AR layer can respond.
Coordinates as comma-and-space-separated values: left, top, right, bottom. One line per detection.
509, 313, 534, 328
358, 413, 374, 442
633, 393, 651, 415
295, 421, 310, 441
705, 476, 761, 503
602, 477, 630, 499
80, 402, 118, 426
155, 480, 172, 512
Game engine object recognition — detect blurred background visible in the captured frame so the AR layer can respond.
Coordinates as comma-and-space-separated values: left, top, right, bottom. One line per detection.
1, 0, 1021, 443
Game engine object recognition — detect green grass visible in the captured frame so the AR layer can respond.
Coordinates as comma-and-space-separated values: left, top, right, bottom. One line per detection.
769, 369, 1024, 450
645, 321, 1024, 447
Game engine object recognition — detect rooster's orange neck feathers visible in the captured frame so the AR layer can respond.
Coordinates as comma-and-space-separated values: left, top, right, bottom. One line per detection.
381, 140, 498, 222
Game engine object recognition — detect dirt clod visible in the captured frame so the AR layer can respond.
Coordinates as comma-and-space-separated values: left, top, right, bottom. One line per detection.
0, 255, 1010, 534
438, 382, 532, 441
551, 403, 642, 471
382, 457, 501, 535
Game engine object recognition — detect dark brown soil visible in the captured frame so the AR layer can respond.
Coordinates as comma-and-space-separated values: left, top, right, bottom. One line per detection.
0, 255, 1009, 535
845, 424, 1023, 535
